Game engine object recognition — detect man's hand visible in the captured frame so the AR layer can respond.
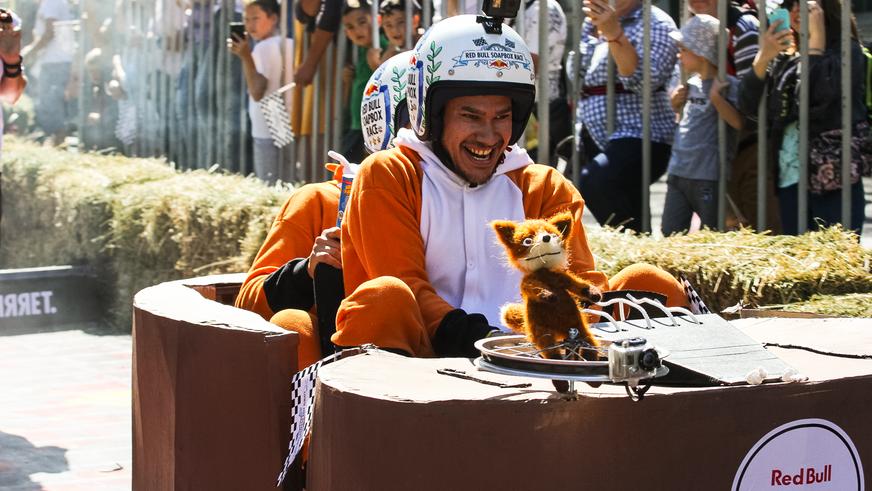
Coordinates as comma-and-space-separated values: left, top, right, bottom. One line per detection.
106, 79, 124, 100
752, 21, 793, 79
294, 60, 316, 87
670, 84, 687, 114
0, 11, 22, 65
307, 227, 342, 278
709, 78, 728, 102
807, 1, 826, 52
582, 0, 622, 41
226, 33, 252, 60
366, 47, 382, 69
342, 64, 355, 88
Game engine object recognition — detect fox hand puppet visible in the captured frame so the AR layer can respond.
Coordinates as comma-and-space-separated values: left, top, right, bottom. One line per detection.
492, 212, 602, 360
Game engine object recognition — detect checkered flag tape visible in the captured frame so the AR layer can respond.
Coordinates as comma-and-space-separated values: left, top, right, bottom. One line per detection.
115, 99, 137, 147
276, 350, 343, 486
259, 83, 294, 149
679, 274, 711, 315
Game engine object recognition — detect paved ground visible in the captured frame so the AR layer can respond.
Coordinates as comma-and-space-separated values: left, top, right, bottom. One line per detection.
0, 328, 132, 491
0, 177, 869, 491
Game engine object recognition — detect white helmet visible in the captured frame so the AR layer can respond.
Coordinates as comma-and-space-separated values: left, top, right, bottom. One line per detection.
360, 51, 415, 154
406, 15, 535, 145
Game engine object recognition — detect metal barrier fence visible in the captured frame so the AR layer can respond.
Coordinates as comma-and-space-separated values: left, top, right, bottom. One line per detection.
15, 0, 868, 233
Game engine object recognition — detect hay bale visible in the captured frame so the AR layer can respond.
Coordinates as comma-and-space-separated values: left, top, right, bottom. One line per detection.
106, 170, 286, 324
779, 293, 872, 318
0, 138, 175, 268
588, 227, 872, 312
3, 135, 869, 326
1, 137, 289, 330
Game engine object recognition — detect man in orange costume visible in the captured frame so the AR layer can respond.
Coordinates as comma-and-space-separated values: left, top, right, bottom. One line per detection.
234, 169, 341, 368
328, 15, 688, 358
236, 51, 416, 367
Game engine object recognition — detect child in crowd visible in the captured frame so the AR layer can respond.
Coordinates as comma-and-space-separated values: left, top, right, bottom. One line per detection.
80, 48, 121, 152
366, 0, 420, 68
340, 0, 380, 164
662, 14, 744, 235
228, 0, 293, 185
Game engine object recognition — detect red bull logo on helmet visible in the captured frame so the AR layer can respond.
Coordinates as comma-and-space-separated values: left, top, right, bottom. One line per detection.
362, 84, 393, 151
451, 38, 531, 72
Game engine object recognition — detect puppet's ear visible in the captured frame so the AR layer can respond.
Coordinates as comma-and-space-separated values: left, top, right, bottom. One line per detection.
550, 212, 573, 241
491, 221, 517, 248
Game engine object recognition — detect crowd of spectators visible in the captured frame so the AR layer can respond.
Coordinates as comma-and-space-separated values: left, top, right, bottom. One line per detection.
7, 0, 870, 236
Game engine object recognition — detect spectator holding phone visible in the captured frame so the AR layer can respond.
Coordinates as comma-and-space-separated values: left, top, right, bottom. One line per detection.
572, 0, 679, 233
738, 0, 869, 235
228, 0, 294, 184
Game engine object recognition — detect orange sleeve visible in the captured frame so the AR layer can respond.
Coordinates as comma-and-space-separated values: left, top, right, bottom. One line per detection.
510, 165, 610, 292
235, 181, 341, 320
341, 147, 454, 337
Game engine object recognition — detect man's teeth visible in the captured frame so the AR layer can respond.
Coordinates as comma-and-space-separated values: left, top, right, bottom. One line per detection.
465, 146, 492, 160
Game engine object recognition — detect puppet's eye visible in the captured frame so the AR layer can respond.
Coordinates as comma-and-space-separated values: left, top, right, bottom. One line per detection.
521, 237, 534, 247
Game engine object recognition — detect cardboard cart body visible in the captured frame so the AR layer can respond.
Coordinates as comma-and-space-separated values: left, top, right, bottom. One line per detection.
134, 274, 872, 490
307, 318, 872, 490
132, 274, 302, 490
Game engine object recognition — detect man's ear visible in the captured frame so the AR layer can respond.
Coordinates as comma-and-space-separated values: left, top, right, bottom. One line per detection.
549, 212, 573, 241
491, 221, 517, 247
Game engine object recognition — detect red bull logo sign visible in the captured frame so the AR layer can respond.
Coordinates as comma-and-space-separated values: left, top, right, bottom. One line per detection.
732, 419, 864, 490
451, 39, 531, 72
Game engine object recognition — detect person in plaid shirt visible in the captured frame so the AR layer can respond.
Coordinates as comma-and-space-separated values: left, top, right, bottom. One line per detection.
573, 0, 678, 232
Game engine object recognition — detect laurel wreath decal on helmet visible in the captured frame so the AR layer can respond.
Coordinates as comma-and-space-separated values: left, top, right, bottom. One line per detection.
426, 42, 442, 85
391, 67, 407, 107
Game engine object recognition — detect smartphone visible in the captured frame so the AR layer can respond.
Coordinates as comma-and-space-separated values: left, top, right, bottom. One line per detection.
769, 8, 790, 33
229, 22, 246, 40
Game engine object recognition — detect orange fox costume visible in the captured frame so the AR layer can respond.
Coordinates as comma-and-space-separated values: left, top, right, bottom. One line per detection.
330, 134, 689, 358
234, 179, 340, 368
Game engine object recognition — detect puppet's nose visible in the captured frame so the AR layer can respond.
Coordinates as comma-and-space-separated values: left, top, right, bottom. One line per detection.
542, 235, 551, 243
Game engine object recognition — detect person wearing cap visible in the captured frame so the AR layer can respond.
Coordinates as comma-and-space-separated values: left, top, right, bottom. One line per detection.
572, 0, 678, 233
661, 14, 744, 235
236, 51, 414, 369
685, 0, 781, 233
327, 15, 689, 358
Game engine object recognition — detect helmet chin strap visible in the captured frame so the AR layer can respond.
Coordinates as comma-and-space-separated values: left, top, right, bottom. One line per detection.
431, 138, 459, 175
